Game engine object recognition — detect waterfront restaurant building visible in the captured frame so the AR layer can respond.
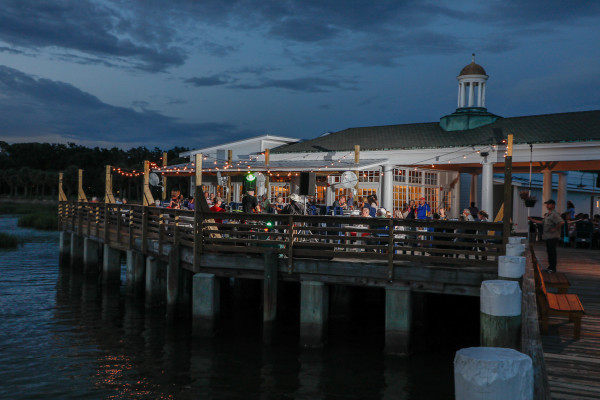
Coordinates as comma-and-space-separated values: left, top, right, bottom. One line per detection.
164, 58, 600, 232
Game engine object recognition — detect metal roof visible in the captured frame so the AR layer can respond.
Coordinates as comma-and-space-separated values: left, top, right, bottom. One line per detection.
271, 110, 600, 153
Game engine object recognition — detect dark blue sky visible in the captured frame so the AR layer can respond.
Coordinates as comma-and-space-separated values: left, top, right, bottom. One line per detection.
0, 0, 599, 149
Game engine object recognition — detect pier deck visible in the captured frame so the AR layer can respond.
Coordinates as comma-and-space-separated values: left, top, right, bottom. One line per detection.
534, 244, 600, 400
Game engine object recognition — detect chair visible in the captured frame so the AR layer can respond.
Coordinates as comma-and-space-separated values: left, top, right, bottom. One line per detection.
573, 221, 594, 248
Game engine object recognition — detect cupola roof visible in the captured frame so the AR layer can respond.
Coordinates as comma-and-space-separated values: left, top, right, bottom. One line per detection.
459, 54, 486, 76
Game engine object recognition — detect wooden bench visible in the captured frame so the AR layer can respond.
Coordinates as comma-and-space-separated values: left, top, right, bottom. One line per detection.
531, 247, 571, 294
533, 260, 585, 339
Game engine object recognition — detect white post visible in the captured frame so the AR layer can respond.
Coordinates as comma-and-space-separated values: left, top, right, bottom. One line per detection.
480, 280, 522, 349
382, 163, 394, 211
477, 81, 483, 107
458, 82, 462, 107
481, 156, 494, 217
481, 82, 486, 108
454, 347, 533, 400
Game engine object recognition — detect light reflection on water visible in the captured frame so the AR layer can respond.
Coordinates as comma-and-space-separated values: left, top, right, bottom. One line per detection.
0, 216, 458, 399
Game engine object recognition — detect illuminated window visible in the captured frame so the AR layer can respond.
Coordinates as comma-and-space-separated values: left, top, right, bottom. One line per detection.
357, 188, 377, 202
315, 186, 326, 204
270, 185, 290, 203
424, 187, 439, 211
408, 186, 422, 204
393, 185, 407, 211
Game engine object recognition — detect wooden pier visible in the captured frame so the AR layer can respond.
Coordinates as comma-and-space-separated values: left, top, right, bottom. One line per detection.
533, 244, 600, 400
58, 200, 506, 354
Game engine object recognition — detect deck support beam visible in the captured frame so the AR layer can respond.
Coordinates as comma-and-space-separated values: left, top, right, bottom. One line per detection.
385, 286, 412, 355
102, 245, 121, 283
83, 238, 100, 275
300, 281, 329, 348
193, 273, 220, 336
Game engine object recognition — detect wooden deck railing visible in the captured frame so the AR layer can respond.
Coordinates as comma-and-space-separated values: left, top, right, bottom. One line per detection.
59, 201, 505, 278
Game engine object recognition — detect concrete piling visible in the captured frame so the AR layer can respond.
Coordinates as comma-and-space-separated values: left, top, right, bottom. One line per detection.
498, 255, 526, 286
300, 281, 329, 348
145, 256, 166, 307
385, 286, 412, 355
102, 245, 121, 284
70, 233, 84, 267
83, 238, 100, 275
166, 247, 181, 321
480, 280, 522, 349
59, 231, 71, 265
193, 273, 220, 336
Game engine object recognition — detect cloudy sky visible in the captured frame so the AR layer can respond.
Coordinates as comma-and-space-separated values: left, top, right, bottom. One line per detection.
0, 0, 599, 149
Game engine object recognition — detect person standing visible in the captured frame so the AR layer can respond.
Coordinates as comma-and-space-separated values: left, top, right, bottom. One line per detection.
528, 199, 565, 273
242, 190, 259, 213
416, 197, 431, 220
469, 202, 479, 220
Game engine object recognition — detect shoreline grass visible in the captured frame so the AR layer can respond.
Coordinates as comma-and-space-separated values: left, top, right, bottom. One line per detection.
17, 213, 58, 230
0, 232, 20, 249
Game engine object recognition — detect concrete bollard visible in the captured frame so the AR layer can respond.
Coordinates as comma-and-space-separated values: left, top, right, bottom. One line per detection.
454, 347, 533, 400
192, 273, 220, 336
509, 236, 528, 249
505, 243, 525, 257
498, 256, 526, 285
480, 280, 521, 349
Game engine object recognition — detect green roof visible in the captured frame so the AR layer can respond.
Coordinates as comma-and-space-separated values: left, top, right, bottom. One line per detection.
272, 110, 600, 153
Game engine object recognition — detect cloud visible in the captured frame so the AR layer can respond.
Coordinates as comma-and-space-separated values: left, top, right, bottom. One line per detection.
184, 74, 234, 87
0, 0, 187, 72
232, 76, 358, 93
0, 65, 244, 148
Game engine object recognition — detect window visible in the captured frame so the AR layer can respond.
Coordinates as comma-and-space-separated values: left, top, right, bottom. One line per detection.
424, 172, 438, 185
359, 170, 380, 183
393, 185, 407, 211
424, 187, 439, 211
315, 185, 326, 204
270, 184, 290, 203
408, 186, 422, 204
393, 168, 406, 183
357, 188, 377, 202
408, 170, 422, 184
440, 190, 451, 212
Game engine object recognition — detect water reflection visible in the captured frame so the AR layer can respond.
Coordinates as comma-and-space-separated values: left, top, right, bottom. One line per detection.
0, 215, 462, 399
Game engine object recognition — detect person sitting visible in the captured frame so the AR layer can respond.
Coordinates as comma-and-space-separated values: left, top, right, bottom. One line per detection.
347, 192, 355, 209
438, 207, 448, 221
210, 197, 226, 224
332, 195, 348, 209
272, 196, 285, 214
282, 193, 305, 215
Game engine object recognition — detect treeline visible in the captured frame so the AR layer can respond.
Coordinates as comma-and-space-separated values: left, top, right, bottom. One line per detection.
0, 142, 189, 201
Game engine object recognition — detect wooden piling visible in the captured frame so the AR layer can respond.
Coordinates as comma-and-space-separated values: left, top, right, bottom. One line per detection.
480, 280, 522, 350
70, 233, 84, 267
145, 256, 166, 307
83, 237, 100, 275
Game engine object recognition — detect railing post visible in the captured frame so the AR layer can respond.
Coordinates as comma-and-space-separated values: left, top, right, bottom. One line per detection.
388, 219, 395, 281
128, 209, 134, 249
116, 204, 122, 244
70, 202, 75, 232
103, 202, 110, 244
158, 208, 164, 257
141, 206, 148, 254
77, 202, 83, 235
193, 211, 203, 271
287, 215, 294, 274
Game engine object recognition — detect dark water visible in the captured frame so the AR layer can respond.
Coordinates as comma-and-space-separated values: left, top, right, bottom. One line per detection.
0, 215, 478, 399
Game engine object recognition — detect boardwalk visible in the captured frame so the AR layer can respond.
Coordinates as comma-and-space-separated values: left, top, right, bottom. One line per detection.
534, 243, 600, 400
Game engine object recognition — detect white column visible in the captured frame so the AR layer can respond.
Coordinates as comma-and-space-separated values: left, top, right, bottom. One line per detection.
481, 156, 494, 217
557, 172, 567, 213
481, 82, 486, 108
468, 82, 474, 107
542, 170, 553, 203
458, 83, 462, 107
382, 164, 394, 211
477, 82, 483, 107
